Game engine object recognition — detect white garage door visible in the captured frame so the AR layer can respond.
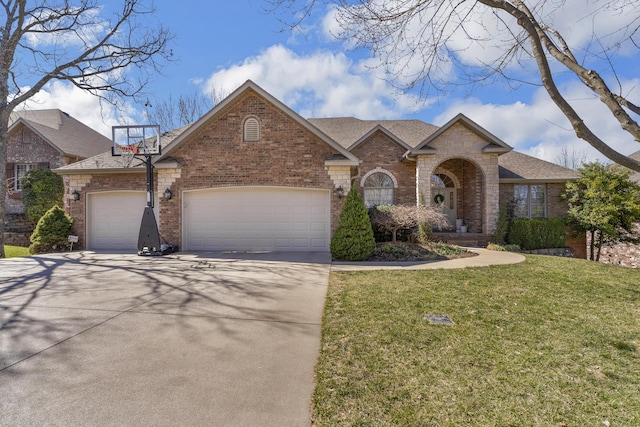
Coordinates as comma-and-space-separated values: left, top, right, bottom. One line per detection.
183, 187, 330, 252
87, 192, 147, 250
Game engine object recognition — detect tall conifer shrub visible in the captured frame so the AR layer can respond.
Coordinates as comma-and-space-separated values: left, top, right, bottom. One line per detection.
330, 185, 376, 260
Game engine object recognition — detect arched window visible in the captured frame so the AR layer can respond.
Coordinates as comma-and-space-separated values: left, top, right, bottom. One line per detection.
431, 173, 454, 190
243, 117, 260, 142
363, 172, 395, 207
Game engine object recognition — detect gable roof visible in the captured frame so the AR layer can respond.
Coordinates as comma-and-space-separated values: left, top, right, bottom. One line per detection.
498, 151, 579, 182
414, 113, 512, 154
308, 117, 439, 149
158, 80, 359, 165
347, 125, 413, 151
9, 109, 112, 159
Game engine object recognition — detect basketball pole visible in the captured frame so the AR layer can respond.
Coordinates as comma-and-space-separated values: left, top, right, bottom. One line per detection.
146, 154, 154, 208
137, 153, 163, 255
112, 124, 175, 256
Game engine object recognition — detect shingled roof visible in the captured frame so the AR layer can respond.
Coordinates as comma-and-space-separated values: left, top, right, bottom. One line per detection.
10, 109, 112, 159
308, 117, 439, 149
498, 151, 579, 182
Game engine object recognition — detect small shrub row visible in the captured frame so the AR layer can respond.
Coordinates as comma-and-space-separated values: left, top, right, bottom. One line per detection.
507, 218, 566, 250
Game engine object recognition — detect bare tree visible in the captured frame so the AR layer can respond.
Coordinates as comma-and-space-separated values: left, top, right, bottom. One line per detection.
145, 89, 228, 131
0, 0, 173, 257
370, 204, 450, 242
268, 0, 640, 172
554, 146, 589, 170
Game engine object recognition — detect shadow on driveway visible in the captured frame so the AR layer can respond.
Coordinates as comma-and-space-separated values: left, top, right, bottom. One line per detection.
0, 251, 331, 426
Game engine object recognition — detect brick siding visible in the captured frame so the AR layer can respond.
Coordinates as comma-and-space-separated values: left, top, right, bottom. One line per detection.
351, 130, 416, 205
5, 125, 63, 214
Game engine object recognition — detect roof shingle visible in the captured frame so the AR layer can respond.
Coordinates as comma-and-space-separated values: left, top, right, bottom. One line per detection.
10, 109, 112, 158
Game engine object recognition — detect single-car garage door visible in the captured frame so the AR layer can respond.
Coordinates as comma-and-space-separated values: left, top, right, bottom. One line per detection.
183, 187, 330, 252
87, 191, 147, 250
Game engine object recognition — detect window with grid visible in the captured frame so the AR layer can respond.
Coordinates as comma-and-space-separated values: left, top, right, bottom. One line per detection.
363, 172, 394, 207
14, 164, 37, 191
514, 184, 546, 218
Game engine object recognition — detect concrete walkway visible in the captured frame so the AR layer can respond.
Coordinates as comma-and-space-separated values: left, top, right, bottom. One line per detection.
331, 247, 526, 271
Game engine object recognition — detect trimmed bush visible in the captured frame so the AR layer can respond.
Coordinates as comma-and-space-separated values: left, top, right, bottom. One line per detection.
507, 218, 566, 250
330, 185, 376, 261
29, 205, 74, 254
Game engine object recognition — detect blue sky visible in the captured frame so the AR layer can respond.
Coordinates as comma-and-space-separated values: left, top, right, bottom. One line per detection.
23, 0, 640, 165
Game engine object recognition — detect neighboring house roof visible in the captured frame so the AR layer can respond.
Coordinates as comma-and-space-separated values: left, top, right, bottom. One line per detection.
629, 150, 640, 184
498, 151, 580, 182
9, 109, 112, 159
308, 117, 439, 149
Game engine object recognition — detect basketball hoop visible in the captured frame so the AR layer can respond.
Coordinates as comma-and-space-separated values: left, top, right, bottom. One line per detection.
117, 144, 139, 168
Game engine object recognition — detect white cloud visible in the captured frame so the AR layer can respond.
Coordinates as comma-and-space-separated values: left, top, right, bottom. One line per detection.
202, 44, 424, 119
18, 81, 137, 137
433, 79, 640, 164
25, 7, 107, 48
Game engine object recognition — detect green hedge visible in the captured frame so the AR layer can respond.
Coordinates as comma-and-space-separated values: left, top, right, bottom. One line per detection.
507, 218, 566, 250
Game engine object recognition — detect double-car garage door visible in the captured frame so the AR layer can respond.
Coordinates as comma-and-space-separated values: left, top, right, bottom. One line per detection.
87, 187, 330, 252
183, 187, 330, 252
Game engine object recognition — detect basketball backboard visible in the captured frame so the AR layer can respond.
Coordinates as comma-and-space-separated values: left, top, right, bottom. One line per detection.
112, 125, 161, 158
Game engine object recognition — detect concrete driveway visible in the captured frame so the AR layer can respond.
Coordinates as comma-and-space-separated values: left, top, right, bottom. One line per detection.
0, 251, 331, 426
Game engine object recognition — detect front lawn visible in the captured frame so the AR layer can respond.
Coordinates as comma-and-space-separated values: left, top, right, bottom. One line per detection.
3, 245, 30, 258
314, 255, 640, 426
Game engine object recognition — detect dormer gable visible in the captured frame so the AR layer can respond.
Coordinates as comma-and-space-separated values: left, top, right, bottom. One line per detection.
413, 113, 512, 154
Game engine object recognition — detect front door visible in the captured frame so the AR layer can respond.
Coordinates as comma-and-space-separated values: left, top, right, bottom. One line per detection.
432, 174, 457, 227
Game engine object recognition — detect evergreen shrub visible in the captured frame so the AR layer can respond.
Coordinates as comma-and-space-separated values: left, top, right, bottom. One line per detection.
330, 185, 376, 261
29, 205, 74, 254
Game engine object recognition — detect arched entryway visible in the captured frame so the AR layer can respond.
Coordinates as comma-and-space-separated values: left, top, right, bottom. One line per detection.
432, 158, 485, 233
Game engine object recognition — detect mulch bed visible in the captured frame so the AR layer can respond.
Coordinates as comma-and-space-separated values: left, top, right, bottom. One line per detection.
367, 241, 479, 262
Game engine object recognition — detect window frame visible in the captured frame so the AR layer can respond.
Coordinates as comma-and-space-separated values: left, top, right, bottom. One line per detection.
513, 184, 547, 218
14, 163, 37, 191
363, 171, 395, 207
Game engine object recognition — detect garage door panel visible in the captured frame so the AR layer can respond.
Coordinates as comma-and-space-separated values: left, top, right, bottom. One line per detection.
88, 192, 146, 250
184, 187, 330, 252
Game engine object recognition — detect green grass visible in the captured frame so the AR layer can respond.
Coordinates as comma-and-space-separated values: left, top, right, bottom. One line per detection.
3, 245, 30, 258
314, 255, 640, 426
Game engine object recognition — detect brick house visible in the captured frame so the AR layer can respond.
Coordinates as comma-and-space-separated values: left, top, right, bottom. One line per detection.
56, 80, 578, 252
4, 109, 112, 245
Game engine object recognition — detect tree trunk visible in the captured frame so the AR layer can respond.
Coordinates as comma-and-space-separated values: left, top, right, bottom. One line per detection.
595, 231, 604, 262
392, 226, 399, 242
0, 104, 10, 258
0, 78, 12, 258
589, 230, 596, 261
